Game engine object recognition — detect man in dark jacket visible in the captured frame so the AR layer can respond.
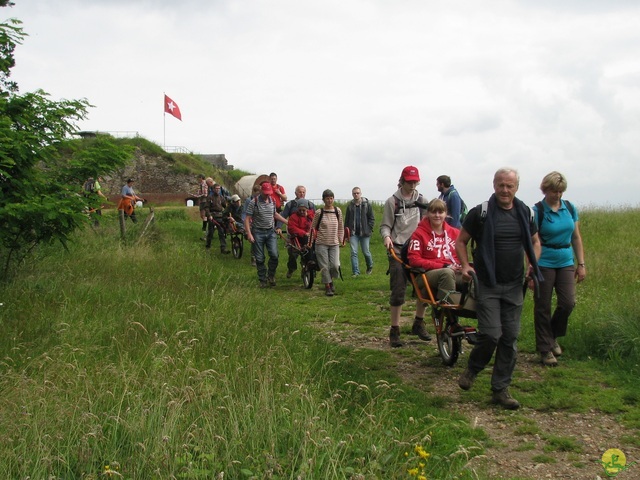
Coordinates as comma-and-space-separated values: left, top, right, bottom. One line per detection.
344, 187, 375, 276
205, 183, 230, 254
455, 167, 542, 410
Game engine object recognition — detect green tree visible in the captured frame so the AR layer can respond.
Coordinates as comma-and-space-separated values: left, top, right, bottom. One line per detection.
0, 8, 132, 278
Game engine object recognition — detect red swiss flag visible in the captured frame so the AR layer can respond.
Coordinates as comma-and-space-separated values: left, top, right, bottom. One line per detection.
164, 94, 182, 121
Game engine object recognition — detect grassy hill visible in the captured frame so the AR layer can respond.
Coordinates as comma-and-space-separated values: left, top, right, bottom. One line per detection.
0, 205, 638, 479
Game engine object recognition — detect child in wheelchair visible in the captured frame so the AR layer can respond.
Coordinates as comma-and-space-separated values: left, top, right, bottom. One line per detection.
406, 199, 464, 304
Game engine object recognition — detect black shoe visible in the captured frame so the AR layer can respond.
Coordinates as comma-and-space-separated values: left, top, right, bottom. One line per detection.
268, 276, 276, 287
411, 318, 432, 341
286, 269, 294, 279
221, 249, 231, 255
259, 280, 268, 289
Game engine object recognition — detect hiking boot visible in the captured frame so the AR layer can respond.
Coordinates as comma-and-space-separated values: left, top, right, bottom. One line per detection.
491, 388, 520, 410
268, 276, 276, 287
366, 266, 373, 275
286, 269, 294, 279
552, 340, 562, 357
325, 284, 334, 296
411, 318, 432, 341
221, 248, 231, 255
541, 351, 558, 367
389, 326, 402, 348
458, 368, 477, 391
259, 280, 268, 289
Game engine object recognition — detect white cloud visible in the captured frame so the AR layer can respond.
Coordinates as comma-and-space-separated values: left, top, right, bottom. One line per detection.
7, 0, 640, 207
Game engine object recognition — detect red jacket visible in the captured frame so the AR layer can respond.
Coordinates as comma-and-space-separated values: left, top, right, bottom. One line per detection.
407, 218, 460, 270
269, 184, 286, 211
288, 211, 314, 238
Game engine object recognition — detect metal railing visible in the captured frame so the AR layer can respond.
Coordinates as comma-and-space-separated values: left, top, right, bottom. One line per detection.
164, 146, 191, 154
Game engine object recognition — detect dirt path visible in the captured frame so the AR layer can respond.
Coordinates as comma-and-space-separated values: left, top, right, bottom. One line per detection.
319, 323, 639, 480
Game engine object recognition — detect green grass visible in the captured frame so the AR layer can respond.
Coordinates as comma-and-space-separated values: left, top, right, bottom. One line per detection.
0, 206, 639, 479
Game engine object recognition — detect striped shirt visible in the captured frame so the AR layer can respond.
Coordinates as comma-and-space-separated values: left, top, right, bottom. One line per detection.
312, 207, 344, 246
245, 195, 276, 230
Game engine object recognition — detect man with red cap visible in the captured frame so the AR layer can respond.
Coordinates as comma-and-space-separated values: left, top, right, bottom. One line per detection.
244, 182, 288, 288
380, 166, 431, 347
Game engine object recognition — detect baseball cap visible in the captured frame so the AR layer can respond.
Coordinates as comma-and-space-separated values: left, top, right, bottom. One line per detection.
261, 182, 273, 195
230, 194, 241, 202
401, 166, 420, 182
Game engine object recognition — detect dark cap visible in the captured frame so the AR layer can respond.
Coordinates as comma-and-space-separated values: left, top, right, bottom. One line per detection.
296, 199, 310, 210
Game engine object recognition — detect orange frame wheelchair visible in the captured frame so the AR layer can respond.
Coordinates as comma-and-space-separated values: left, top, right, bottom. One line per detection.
389, 248, 479, 366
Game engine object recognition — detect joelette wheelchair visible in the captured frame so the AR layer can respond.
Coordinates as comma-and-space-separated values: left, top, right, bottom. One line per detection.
389, 248, 479, 366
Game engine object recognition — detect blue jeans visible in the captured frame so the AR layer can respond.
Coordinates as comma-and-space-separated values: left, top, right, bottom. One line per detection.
251, 228, 279, 281
466, 280, 523, 392
349, 234, 373, 275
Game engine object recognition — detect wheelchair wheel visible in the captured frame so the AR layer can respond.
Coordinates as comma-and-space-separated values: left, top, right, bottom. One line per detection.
231, 235, 243, 259
435, 311, 461, 366
301, 264, 315, 289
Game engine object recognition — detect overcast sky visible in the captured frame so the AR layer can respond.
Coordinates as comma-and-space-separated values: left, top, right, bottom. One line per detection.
7, 0, 640, 207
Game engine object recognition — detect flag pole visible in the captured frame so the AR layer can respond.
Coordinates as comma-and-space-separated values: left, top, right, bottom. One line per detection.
163, 92, 166, 150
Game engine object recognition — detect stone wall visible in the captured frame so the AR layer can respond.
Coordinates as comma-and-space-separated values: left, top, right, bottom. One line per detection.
99, 148, 234, 206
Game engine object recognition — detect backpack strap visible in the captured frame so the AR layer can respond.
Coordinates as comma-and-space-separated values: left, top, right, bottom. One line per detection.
535, 201, 544, 231
391, 193, 425, 232
536, 200, 574, 232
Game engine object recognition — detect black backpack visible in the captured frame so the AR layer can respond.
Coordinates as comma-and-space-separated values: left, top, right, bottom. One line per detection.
83, 178, 95, 196
400, 238, 412, 265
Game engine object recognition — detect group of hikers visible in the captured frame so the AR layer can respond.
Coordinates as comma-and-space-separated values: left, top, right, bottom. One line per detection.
380, 166, 586, 409
83, 177, 145, 225
131, 164, 585, 411
84, 165, 586, 410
